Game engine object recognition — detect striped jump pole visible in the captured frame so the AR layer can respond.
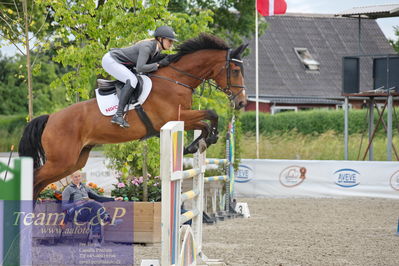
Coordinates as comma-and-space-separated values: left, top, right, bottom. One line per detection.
200, 116, 237, 220
203, 159, 229, 219
225, 117, 235, 212
0, 157, 33, 266
161, 121, 207, 266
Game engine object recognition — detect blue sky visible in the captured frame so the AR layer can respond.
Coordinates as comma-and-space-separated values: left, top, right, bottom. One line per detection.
286, 0, 399, 40
1, 1, 398, 56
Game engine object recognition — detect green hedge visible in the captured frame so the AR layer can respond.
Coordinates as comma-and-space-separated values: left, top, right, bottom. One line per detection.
240, 109, 399, 135
0, 115, 26, 152
2, 108, 398, 152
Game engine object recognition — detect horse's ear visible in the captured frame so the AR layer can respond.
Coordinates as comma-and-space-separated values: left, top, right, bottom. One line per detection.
231, 43, 249, 59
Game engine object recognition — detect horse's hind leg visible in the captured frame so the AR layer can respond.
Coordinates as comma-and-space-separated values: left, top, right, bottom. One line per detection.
33, 160, 75, 200
34, 145, 94, 200
69, 145, 94, 173
33, 137, 84, 200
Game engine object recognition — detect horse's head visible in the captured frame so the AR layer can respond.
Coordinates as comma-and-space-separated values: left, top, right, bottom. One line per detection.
161, 34, 248, 110
212, 44, 248, 110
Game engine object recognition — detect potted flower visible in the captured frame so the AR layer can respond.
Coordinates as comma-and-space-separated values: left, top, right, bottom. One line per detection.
111, 175, 161, 202
37, 183, 60, 202
100, 174, 162, 243
87, 182, 105, 195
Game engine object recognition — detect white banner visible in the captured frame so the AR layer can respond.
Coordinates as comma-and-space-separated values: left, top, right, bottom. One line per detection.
3, 154, 399, 198
234, 159, 399, 199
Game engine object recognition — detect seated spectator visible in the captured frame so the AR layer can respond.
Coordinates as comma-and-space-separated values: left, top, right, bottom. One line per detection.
62, 170, 123, 247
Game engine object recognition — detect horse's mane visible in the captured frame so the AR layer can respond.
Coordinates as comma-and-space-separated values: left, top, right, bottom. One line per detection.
168, 33, 230, 63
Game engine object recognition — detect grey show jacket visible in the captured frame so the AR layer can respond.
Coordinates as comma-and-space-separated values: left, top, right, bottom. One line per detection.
110, 39, 160, 73
61, 183, 115, 211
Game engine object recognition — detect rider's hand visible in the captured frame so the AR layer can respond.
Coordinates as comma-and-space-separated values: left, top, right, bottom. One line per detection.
158, 57, 170, 67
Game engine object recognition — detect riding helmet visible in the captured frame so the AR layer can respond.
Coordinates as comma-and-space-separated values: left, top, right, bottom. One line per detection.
154, 26, 178, 41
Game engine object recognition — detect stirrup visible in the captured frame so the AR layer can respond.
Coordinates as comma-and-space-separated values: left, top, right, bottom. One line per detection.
111, 115, 130, 128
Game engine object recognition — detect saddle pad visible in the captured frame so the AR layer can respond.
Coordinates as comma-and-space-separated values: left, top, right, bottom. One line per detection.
95, 75, 152, 116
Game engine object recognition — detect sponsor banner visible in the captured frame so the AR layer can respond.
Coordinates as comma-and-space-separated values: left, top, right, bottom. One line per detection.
234, 159, 399, 199
3, 155, 399, 198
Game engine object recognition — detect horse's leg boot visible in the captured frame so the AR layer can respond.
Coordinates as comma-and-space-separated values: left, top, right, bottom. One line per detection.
111, 80, 134, 128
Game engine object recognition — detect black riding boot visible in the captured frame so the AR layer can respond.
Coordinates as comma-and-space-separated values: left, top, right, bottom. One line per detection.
111, 80, 134, 128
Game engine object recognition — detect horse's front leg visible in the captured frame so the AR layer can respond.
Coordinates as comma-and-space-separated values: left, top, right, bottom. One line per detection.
183, 121, 210, 154
204, 110, 219, 146
180, 110, 219, 154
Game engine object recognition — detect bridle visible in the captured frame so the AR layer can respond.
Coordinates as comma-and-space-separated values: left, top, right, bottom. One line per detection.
149, 49, 246, 102
213, 49, 246, 101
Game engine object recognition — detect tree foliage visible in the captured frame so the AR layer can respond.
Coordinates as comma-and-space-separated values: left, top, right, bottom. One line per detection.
103, 138, 161, 177
390, 26, 399, 53
168, 0, 267, 47
0, 54, 26, 114
37, 0, 213, 99
0, 0, 50, 52
0, 0, 58, 119
0, 52, 68, 115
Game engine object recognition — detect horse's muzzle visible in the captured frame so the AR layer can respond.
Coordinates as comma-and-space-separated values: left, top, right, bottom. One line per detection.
235, 100, 247, 110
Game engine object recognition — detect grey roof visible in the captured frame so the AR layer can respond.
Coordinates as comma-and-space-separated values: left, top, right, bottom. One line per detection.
336, 4, 399, 19
243, 14, 396, 99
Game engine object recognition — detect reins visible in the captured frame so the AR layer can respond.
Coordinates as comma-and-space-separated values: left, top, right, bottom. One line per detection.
148, 49, 246, 102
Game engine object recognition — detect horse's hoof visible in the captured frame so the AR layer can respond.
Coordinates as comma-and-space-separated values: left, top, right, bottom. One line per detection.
206, 134, 219, 145
184, 143, 199, 155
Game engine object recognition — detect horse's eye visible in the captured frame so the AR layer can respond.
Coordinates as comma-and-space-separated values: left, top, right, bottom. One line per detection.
232, 69, 240, 75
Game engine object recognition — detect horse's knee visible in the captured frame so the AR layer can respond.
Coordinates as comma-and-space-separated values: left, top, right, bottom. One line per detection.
206, 110, 218, 120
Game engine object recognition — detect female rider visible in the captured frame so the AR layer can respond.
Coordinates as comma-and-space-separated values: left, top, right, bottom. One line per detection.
102, 25, 177, 128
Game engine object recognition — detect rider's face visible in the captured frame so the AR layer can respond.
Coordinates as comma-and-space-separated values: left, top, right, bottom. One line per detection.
162, 38, 174, 50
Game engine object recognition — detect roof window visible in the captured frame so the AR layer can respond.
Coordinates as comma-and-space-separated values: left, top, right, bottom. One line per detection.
294, 48, 320, 71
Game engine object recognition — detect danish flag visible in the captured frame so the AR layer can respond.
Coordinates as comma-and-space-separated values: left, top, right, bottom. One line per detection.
257, 0, 287, 16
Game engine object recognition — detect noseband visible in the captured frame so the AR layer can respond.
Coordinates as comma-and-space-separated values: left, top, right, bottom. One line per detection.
149, 49, 246, 103
214, 49, 246, 102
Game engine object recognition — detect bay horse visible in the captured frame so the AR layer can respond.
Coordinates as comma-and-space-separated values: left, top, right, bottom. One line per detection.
18, 33, 248, 200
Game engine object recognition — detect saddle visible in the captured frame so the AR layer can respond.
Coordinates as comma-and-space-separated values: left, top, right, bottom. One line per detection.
95, 76, 159, 139
97, 77, 144, 105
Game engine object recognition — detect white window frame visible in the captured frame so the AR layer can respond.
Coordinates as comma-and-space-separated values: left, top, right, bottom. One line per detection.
294, 47, 320, 71
336, 103, 352, 110
271, 106, 298, 115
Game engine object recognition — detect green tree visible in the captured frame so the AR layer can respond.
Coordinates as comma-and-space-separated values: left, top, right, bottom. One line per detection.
390, 26, 399, 53
0, 53, 26, 114
103, 138, 160, 178
0, 0, 53, 119
0, 52, 68, 115
39, 0, 213, 99
168, 0, 267, 47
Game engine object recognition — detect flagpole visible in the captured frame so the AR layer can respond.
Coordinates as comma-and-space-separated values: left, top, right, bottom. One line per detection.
255, 1, 260, 159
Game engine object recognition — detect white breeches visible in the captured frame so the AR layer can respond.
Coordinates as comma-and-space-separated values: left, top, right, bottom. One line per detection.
101, 52, 138, 87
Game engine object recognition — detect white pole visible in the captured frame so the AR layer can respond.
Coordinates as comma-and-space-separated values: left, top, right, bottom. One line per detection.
255, 2, 260, 159
344, 97, 348, 160
387, 94, 393, 161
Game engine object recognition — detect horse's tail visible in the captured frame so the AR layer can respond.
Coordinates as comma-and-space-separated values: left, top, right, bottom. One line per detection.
18, 115, 49, 169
